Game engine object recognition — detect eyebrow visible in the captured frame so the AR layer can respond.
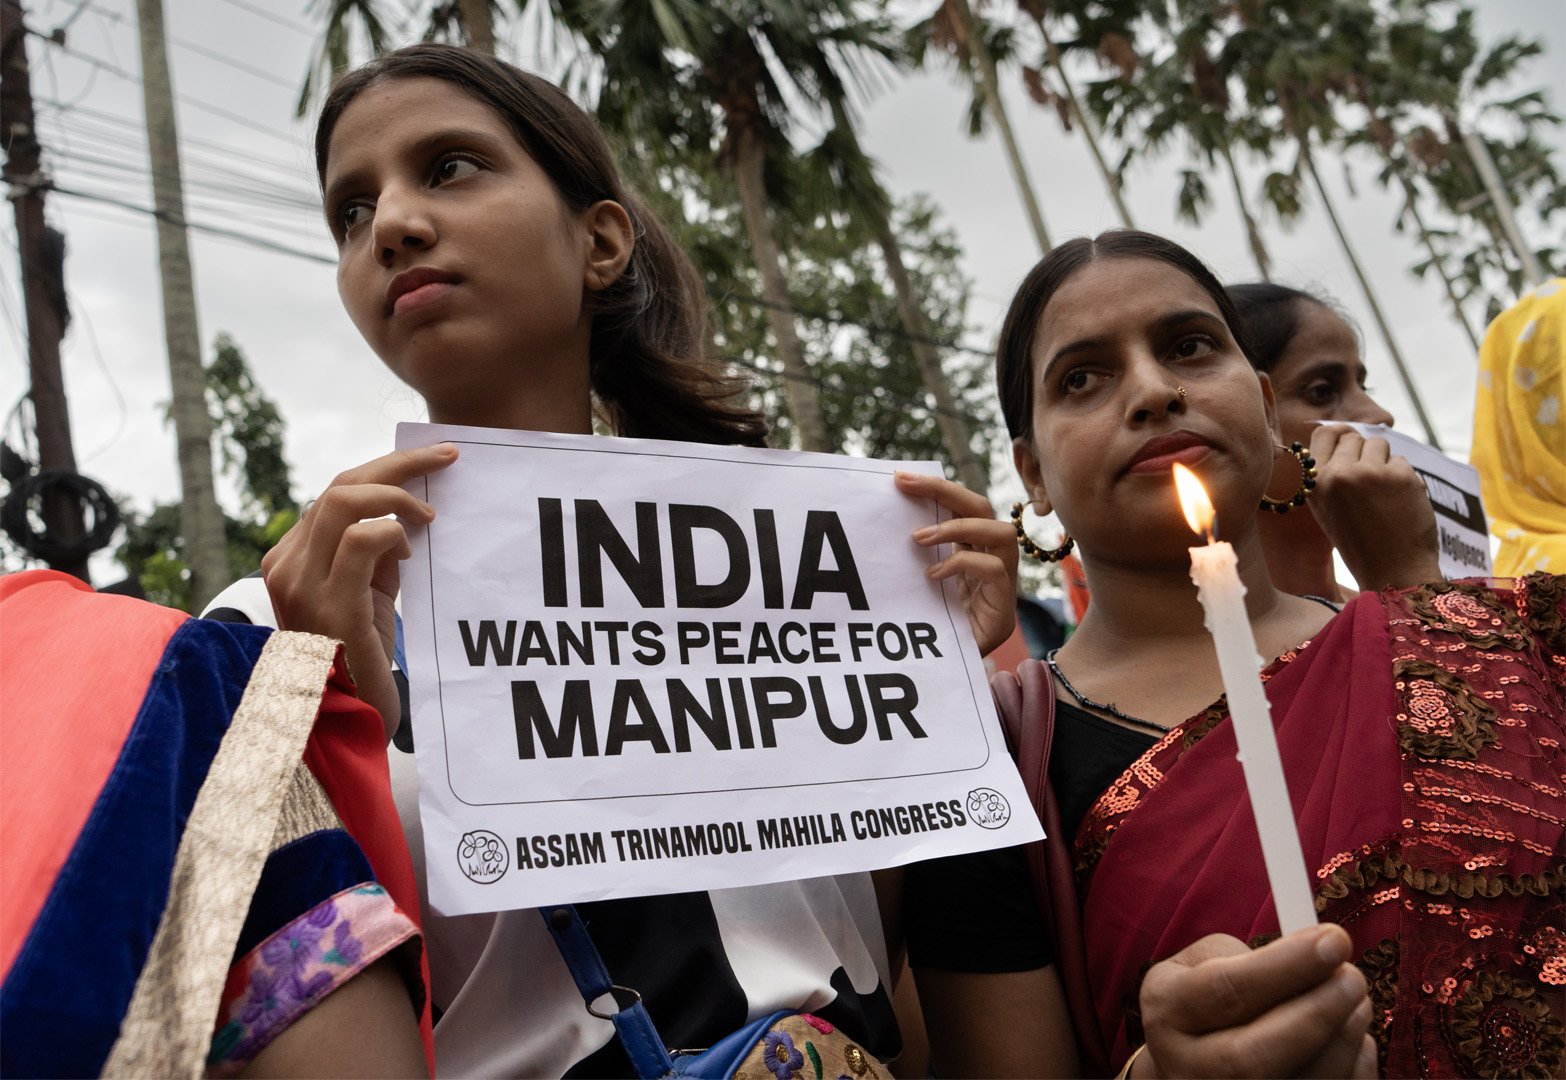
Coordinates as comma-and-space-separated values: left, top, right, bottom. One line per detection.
1043, 308, 1226, 381
1288, 360, 1370, 384
323, 126, 506, 212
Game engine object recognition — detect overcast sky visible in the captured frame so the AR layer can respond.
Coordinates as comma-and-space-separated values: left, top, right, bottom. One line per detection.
3, 0, 1563, 583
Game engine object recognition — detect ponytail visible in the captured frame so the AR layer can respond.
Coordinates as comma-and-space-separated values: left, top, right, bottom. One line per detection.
588, 191, 768, 446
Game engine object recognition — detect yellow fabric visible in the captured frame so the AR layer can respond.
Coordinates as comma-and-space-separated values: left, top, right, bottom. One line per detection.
1472, 279, 1566, 576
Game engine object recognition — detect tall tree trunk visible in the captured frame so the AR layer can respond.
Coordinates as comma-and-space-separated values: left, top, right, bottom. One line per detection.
1219, 141, 1272, 281
457, 0, 494, 54
1455, 121, 1546, 288
1387, 158, 1481, 354
1032, 13, 1134, 229
948, 0, 1052, 253
867, 202, 988, 491
3, 0, 88, 581
136, 0, 229, 609
1302, 143, 1443, 449
730, 123, 830, 452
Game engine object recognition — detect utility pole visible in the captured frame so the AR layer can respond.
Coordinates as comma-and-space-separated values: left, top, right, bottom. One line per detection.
134, 0, 228, 610
2, 0, 89, 582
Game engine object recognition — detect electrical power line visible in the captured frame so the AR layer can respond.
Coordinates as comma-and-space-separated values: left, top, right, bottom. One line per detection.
46, 181, 337, 263
47, 143, 322, 212
37, 98, 310, 181
64, 2, 301, 90
212, 0, 315, 39
31, 32, 301, 145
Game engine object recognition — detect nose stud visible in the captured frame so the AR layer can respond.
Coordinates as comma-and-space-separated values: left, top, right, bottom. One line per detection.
1176, 386, 1187, 401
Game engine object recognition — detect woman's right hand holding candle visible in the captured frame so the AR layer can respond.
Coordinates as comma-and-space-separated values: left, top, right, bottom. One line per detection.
262, 443, 459, 740
1132, 924, 1376, 1079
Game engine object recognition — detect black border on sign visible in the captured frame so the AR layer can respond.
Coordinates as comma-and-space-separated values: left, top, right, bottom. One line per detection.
416, 437, 994, 807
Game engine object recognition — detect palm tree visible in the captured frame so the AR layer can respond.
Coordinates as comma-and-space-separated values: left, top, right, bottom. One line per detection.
1015, 0, 1134, 228
581, 1, 909, 452
1219, 0, 1444, 448
808, 105, 989, 489
1084, 12, 1275, 279
910, 0, 1053, 252
298, 0, 506, 119
297, 0, 394, 116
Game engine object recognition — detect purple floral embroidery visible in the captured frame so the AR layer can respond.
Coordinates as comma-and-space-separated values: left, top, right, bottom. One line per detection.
209, 884, 417, 1077
322, 919, 363, 967
764, 1030, 805, 1080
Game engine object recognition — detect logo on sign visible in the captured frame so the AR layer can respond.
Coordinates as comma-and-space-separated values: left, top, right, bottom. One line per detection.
967, 787, 1011, 829
458, 830, 508, 883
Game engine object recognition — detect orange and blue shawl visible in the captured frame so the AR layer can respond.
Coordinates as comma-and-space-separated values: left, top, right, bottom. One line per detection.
0, 570, 433, 1077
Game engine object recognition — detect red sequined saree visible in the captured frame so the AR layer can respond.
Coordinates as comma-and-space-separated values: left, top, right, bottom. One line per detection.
1075, 575, 1565, 1078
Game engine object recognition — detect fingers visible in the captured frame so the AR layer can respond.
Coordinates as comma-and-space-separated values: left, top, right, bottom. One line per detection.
305, 483, 433, 563
328, 518, 415, 589
893, 470, 995, 522
329, 442, 459, 489
1307, 423, 1353, 463
926, 548, 1010, 585
913, 517, 1017, 558
1352, 1034, 1379, 1079
1188, 963, 1369, 1078
1146, 925, 1352, 1035
1293, 999, 1376, 1079
1143, 927, 1373, 1080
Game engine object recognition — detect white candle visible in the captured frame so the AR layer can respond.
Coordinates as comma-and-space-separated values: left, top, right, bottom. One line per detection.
1173, 464, 1318, 935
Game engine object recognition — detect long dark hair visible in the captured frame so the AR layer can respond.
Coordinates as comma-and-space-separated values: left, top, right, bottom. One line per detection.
315, 44, 768, 447
1226, 282, 1348, 374
996, 230, 1254, 440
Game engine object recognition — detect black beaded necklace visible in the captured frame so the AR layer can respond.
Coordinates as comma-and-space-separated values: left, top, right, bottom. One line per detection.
1044, 648, 1172, 735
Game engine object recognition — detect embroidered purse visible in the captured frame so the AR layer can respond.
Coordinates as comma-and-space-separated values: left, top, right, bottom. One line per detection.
541, 904, 891, 1080
990, 659, 1111, 1076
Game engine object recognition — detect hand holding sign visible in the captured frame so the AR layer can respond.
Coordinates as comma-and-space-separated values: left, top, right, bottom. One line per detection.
399, 424, 1042, 914
895, 471, 1019, 656
262, 442, 459, 738
1305, 424, 1442, 592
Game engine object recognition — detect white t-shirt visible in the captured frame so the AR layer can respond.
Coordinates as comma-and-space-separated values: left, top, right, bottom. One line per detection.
205, 575, 900, 1078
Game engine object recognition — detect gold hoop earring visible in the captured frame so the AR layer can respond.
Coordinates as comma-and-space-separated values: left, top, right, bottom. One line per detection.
1259, 441, 1317, 513
1010, 501, 1075, 562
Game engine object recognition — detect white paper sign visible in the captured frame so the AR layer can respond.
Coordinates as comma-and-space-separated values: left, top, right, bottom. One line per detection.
396, 423, 1043, 916
1338, 423, 1492, 580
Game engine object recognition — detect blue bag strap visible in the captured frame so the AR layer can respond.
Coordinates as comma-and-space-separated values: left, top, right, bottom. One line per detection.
393, 611, 408, 675
540, 905, 675, 1079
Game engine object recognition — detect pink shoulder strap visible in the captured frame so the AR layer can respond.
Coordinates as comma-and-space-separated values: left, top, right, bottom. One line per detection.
991, 658, 1110, 1075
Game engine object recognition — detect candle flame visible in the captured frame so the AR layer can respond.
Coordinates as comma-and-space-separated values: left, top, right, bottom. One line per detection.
1172, 463, 1215, 540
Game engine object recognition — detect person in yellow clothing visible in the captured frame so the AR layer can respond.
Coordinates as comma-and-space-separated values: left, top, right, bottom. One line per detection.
1473, 278, 1566, 575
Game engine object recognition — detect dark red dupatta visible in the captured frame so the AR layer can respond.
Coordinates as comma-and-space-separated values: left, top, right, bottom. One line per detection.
1074, 576, 1565, 1078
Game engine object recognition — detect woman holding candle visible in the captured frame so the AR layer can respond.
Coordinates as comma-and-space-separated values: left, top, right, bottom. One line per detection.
905, 231, 1565, 1079
1227, 283, 1441, 603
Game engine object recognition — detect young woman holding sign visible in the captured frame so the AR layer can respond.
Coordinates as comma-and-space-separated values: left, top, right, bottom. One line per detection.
205, 44, 1020, 1078
904, 231, 1566, 1078
1227, 283, 1441, 604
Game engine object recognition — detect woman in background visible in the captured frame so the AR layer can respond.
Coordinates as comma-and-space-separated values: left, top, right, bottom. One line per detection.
1472, 278, 1566, 575
907, 231, 1564, 1079
1228, 283, 1440, 603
